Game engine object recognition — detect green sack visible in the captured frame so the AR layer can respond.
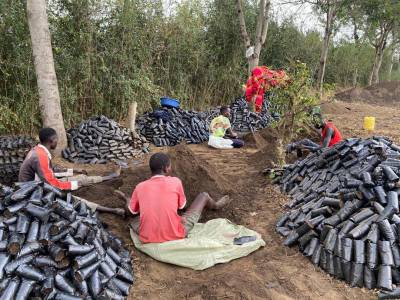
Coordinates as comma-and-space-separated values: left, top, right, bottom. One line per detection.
131, 218, 266, 270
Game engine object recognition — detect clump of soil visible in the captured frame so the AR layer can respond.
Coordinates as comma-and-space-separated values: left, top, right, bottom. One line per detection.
249, 128, 285, 168
335, 81, 400, 105
167, 144, 231, 202
242, 131, 268, 149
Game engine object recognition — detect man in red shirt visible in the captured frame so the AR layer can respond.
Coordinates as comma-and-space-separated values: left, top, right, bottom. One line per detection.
115, 153, 230, 243
19, 127, 124, 215
287, 113, 342, 154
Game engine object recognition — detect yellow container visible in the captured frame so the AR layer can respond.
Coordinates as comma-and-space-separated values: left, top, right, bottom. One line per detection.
363, 116, 375, 131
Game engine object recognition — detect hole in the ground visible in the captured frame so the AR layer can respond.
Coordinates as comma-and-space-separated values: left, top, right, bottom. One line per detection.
73, 144, 235, 241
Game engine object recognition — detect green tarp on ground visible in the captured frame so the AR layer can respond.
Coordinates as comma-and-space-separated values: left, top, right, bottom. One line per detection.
131, 218, 266, 270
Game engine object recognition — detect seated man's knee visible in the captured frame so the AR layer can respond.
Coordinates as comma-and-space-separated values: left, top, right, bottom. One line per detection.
232, 139, 244, 148
199, 192, 210, 198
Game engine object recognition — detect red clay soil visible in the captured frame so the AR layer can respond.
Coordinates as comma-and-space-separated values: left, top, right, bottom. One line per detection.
322, 100, 400, 144
335, 81, 400, 105
71, 104, 388, 299
63, 97, 400, 299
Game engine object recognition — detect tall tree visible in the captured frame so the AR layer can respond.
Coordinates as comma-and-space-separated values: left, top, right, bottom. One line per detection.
362, 0, 400, 85
348, 3, 363, 87
282, 0, 347, 96
237, 0, 271, 74
27, 0, 67, 154
387, 31, 400, 79
313, 0, 347, 95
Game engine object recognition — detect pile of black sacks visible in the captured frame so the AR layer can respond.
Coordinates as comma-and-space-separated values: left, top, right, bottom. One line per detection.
63, 116, 149, 164
0, 136, 36, 185
276, 137, 400, 295
206, 96, 277, 134
136, 108, 210, 147
137, 96, 278, 147
0, 181, 134, 299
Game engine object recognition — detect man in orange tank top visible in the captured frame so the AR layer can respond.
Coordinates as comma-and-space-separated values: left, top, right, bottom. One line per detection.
287, 113, 343, 155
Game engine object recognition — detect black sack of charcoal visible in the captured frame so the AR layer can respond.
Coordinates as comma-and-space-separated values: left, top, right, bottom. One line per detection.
0, 181, 134, 299
276, 137, 400, 290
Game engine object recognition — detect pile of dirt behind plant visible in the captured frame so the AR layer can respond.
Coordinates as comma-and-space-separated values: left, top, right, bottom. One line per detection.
320, 101, 353, 115
335, 81, 400, 105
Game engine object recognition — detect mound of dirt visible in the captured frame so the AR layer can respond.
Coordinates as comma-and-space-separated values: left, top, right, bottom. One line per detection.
74, 143, 231, 243
249, 128, 284, 168
167, 144, 232, 201
335, 81, 400, 105
320, 101, 353, 115
242, 131, 268, 149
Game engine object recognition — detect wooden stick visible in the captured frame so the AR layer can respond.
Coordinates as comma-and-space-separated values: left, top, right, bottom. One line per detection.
128, 101, 137, 133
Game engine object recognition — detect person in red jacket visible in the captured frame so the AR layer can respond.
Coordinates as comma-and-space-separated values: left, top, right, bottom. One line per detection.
287, 113, 343, 154
245, 66, 267, 113
19, 127, 124, 215
245, 66, 289, 113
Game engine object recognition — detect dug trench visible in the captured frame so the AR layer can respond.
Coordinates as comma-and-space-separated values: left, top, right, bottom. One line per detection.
73, 124, 375, 299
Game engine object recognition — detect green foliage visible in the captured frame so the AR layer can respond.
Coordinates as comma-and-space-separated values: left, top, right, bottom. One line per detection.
0, 100, 20, 135
272, 61, 319, 142
0, 0, 397, 135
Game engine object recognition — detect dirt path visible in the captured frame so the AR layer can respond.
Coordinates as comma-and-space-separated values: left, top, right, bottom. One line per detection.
73, 100, 397, 299
117, 140, 375, 300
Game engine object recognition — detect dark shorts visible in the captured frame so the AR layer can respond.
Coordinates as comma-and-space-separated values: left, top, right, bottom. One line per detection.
231, 139, 244, 148
130, 211, 201, 237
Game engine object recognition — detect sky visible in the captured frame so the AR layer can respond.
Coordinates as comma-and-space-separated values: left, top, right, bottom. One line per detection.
162, 0, 355, 42
271, 0, 355, 42
271, 0, 318, 32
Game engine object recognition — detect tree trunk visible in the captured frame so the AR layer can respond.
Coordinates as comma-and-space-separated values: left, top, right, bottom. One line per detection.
237, 0, 252, 75
248, 57, 258, 74
374, 49, 385, 84
27, 0, 67, 155
388, 49, 395, 79
128, 101, 137, 133
352, 68, 358, 87
369, 23, 392, 85
368, 50, 378, 85
316, 7, 333, 97
351, 15, 360, 87
249, 0, 271, 75
369, 46, 384, 85
237, 0, 270, 75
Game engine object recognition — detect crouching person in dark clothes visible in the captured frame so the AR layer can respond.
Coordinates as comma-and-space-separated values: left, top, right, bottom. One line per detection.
19, 127, 124, 216
114, 153, 231, 243
287, 113, 343, 155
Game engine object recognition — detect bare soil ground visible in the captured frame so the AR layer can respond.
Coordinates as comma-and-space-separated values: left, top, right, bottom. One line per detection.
335, 81, 400, 105
70, 99, 400, 300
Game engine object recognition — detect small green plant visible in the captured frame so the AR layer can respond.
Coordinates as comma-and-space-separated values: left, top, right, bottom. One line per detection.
271, 61, 319, 144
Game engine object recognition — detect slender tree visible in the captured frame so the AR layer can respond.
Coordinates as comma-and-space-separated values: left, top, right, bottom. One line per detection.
237, 0, 271, 75
348, 4, 363, 87
280, 0, 348, 96
387, 31, 400, 79
361, 0, 400, 85
27, 0, 67, 154
313, 0, 347, 95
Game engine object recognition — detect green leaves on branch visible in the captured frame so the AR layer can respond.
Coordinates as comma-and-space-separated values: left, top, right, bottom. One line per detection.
271, 61, 319, 142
